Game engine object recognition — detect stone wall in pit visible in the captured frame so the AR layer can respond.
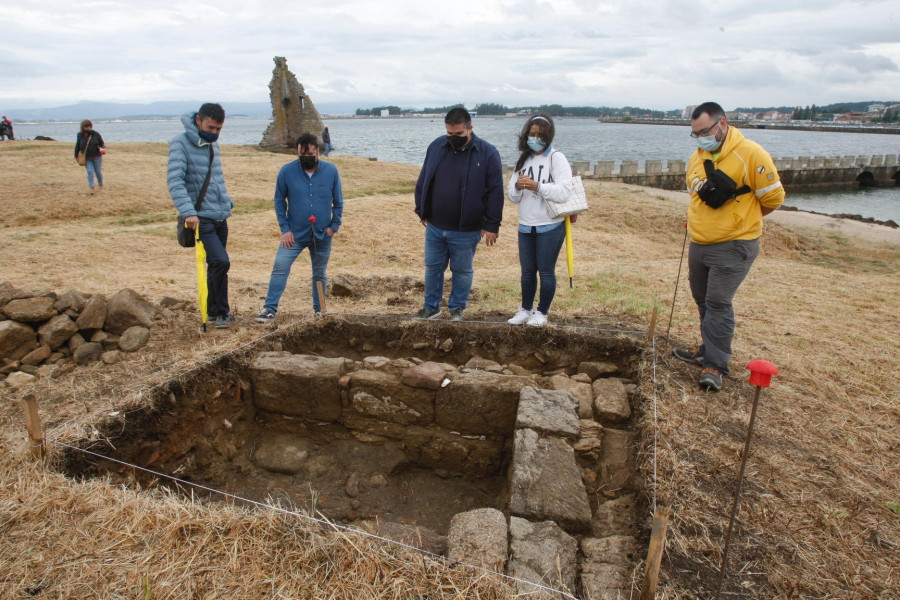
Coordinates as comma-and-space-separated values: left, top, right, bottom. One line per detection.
249, 349, 642, 598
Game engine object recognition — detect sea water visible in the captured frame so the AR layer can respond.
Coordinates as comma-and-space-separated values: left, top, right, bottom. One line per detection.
11, 117, 899, 221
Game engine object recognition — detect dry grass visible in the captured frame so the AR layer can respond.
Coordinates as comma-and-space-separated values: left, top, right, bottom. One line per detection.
1, 141, 899, 599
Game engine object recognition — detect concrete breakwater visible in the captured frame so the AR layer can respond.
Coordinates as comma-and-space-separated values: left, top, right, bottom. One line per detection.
502, 153, 900, 191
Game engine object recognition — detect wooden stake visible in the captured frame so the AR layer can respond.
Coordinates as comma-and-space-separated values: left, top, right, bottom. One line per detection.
648, 306, 659, 340
316, 281, 327, 314
20, 394, 45, 459
640, 505, 673, 600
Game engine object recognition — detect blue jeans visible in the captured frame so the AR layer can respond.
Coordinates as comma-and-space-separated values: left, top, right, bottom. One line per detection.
688, 239, 759, 376
324, 143, 333, 156
85, 156, 103, 188
263, 234, 333, 313
197, 218, 230, 318
423, 224, 481, 312
518, 223, 566, 315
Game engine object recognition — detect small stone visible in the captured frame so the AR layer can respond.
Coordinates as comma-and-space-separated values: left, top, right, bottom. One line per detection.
1, 297, 57, 322
345, 472, 361, 497
330, 275, 355, 297
20, 344, 52, 366
67, 333, 86, 353
439, 338, 454, 353
102, 350, 123, 365
6, 371, 36, 387
578, 361, 619, 380
401, 361, 446, 390
73, 342, 103, 366
118, 326, 150, 352
76, 294, 107, 331
54, 289, 88, 312
158, 296, 182, 308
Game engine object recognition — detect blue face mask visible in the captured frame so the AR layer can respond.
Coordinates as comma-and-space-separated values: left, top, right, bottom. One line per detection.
527, 136, 546, 153
198, 129, 219, 143
696, 135, 722, 152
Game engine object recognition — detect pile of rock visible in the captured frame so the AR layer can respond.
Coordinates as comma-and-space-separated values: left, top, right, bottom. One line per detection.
0, 282, 183, 388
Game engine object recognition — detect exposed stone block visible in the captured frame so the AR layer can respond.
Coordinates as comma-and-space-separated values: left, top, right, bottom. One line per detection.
591, 378, 631, 423
435, 370, 532, 436
548, 374, 593, 419
344, 368, 434, 426
600, 429, 636, 496
447, 508, 507, 570
516, 387, 579, 438
403, 426, 506, 476
250, 351, 347, 420
592, 495, 637, 537
577, 360, 618, 379
508, 516, 577, 596
509, 428, 591, 531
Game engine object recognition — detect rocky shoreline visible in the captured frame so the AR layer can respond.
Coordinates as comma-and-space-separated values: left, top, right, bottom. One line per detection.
778, 205, 898, 228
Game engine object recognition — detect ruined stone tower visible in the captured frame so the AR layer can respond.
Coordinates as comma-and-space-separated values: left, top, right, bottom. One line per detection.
259, 56, 325, 151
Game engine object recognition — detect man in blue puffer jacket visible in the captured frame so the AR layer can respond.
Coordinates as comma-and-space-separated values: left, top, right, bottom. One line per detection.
168, 103, 236, 328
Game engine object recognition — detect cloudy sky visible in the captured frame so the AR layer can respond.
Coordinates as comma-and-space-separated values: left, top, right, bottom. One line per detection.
3, 0, 898, 111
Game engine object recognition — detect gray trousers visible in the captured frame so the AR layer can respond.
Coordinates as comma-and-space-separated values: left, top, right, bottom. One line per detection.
688, 238, 759, 375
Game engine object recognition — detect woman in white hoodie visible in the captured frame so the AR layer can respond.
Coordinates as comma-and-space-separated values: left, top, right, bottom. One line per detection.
506, 113, 573, 326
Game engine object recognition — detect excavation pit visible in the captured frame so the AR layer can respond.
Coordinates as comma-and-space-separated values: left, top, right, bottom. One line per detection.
64, 317, 646, 596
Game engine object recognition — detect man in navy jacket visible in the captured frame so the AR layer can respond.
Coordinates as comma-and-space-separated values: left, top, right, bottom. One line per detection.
413, 108, 503, 321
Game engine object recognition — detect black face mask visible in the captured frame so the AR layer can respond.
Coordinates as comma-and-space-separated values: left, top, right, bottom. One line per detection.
448, 134, 468, 150
299, 156, 317, 170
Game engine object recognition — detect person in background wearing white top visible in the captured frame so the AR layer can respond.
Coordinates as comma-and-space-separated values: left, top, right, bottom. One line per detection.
506, 113, 574, 327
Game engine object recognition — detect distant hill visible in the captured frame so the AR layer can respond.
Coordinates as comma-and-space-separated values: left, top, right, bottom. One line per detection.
2, 100, 364, 121
734, 101, 898, 113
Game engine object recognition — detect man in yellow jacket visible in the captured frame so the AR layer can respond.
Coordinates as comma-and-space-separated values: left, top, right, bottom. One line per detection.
674, 102, 785, 391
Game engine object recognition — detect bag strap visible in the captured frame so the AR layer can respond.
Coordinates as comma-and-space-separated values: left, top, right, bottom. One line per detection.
193, 143, 215, 211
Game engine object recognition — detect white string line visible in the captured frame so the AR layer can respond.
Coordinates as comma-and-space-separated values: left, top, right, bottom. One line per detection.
51, 439, 578, 600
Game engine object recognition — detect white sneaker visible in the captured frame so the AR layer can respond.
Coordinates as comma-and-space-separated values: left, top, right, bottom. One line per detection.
507, 307, 532, 325
526, 310, 548, 326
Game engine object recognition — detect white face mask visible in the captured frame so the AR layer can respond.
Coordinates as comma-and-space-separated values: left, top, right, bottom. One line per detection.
697, 134, 722, 152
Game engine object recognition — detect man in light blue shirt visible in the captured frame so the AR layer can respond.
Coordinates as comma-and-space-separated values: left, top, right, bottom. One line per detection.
256, 133, 343, 322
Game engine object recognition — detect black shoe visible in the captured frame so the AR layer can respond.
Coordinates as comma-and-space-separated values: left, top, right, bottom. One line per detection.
673, 348, 704, 365
215, 314, 242, 329
415, 308, 441, 320
699, 368, 723, 392
255, 309, 276, 324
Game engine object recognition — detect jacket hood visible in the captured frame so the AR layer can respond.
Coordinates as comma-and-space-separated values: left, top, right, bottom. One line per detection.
180, 111, 201, 145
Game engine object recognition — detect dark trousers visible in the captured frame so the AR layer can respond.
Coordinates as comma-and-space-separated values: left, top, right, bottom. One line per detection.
198, 217, 230, 318
688, 238, 759, 375
518, 223, 566, 315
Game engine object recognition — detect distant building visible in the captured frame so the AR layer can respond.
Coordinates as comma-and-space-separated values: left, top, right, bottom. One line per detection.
682, 105, 697, 119
380, 109, 390, 117
868, 103, 886, 114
